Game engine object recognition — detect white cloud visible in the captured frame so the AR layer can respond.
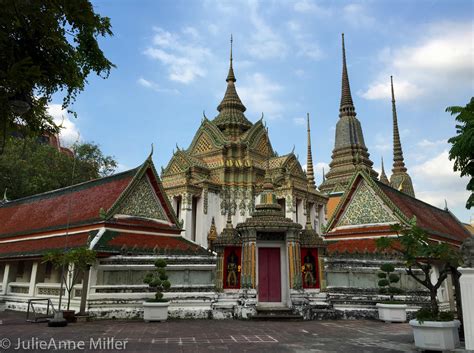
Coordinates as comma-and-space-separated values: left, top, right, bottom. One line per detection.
374, 132, 391, 152
137, 77, 180, 94
361, 79, 423, 101
207, 24, 219, 36
238, 73, 284, 119
294, 0, 332, 16
47, 104, 80, 147
343, 3, 375, 28
411, 150, 470, 213
144, 27, 212, 84
286, 20, 324, 61
361, 21, 474, 102
417, 138, 447, 148
245, 2, 288, 60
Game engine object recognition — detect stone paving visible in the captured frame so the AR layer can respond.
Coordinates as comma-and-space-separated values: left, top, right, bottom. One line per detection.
0, 310, 419, 353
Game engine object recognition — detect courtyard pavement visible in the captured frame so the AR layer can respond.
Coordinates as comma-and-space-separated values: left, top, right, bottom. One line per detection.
0, 310, 419, 353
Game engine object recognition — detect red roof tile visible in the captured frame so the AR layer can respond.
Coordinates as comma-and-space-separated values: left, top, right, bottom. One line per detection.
377, 182, 470, 242
327, 238, 379, 254
104, 232, 202, 251
0, 169, 136, 237
0, 232, 90, 258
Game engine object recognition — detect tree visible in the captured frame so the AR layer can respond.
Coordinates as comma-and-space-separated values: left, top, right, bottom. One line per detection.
43, 247, 97, 311
0, 137, 117, 200
0, 0, 115, 153
446, 97, 474, 209
376, 220, 462, 320
74, 141, 118, 178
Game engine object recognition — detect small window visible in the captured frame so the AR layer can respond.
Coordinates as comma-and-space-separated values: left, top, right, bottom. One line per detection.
44, 262, 53, 279
16, 261, 25, 278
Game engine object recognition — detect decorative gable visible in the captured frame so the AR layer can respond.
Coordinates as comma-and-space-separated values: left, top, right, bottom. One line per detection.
337, 180, 397, 227
191, 132, 214, 155
286, 156, 306, 179
114, 175, 169, 222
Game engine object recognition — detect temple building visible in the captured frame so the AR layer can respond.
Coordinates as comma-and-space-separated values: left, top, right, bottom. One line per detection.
0, 155, 216, 318
1, 34, 470, 321
318, 37, 469, 316
161, 38, 328, 250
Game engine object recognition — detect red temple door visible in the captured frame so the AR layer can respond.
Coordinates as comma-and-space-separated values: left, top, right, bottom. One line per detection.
258, 247, 281, 302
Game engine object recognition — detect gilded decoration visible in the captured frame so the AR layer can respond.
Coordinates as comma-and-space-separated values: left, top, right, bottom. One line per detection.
338, 181, 396, 227
115, 176, 167, 221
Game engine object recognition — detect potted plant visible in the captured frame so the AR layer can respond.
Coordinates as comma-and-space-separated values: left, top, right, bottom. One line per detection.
376, 263, 407, 322
143, 259, 171, 322
376, 219, 461, 351
43, 247, 96, 322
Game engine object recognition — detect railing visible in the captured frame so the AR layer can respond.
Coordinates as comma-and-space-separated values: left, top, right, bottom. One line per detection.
8, 282, 29, 295
26, 298, 56, 323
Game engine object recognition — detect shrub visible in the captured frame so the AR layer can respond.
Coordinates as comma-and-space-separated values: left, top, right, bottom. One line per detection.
377, 263, 402, 301
143, 259, 171, 302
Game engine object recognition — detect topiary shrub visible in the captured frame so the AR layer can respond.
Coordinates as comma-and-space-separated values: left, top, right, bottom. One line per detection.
143, 259, 171, 302
377, 263, 403, 302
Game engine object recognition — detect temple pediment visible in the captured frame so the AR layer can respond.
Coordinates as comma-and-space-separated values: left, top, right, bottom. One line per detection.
336, 179, 397, 227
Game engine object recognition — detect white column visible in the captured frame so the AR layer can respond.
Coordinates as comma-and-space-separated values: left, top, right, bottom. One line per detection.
181, 193, 193, 241
459, 267, 474, 350
1, 264, 10, 295
28, 262, 39, 296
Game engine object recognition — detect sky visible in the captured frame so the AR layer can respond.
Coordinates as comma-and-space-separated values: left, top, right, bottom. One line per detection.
48, 0, 474, 223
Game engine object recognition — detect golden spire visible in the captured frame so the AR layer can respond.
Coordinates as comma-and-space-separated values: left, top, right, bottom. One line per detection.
226, 34, 236, 83
306, 113, 316, 189
391, 75, 407, 174
214, 35, 251, 134
339, 33, 356, 118
379, 157, 390, 185
207, 217, 218, 249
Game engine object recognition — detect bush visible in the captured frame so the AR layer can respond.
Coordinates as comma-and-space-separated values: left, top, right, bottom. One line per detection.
144, 259, 170, 302
415, 307, 455, 323
377, 263, 402, 301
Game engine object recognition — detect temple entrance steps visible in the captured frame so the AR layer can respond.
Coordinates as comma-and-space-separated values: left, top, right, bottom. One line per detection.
252, 306, 303, 321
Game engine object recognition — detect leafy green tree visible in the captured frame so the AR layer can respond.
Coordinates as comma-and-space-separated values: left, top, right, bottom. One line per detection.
376, 220, 461, 320
74, 142, 118, 178
0, 0, 115, 153
43, 247, 97, 311
0, 137, 117, 200
446, 97, 474, 209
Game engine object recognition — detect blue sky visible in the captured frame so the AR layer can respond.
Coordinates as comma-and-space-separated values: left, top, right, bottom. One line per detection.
49, 0, 473, 222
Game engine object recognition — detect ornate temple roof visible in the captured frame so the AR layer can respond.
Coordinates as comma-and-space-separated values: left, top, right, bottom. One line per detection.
213, 36, 252, 136
319, 34, 377, 194
326, 171, 471, 245
0, 157, 210, 258
0, 168, 137, 237
389, 76, 415, 197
